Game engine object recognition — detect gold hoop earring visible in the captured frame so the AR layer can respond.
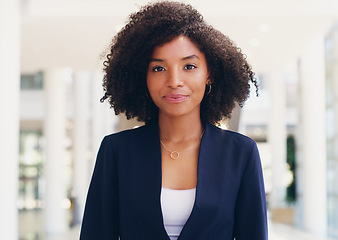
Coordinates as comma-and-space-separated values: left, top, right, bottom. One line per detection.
206, 84, 212, 95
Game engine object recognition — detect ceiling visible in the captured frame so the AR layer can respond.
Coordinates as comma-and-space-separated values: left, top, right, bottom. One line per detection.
21, 0, 338, 74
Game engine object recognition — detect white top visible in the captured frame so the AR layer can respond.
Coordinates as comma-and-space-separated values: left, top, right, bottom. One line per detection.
160, 187, 196, 240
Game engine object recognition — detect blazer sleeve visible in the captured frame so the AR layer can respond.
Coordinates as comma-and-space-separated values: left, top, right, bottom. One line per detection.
80, 136, 119, 240
233, 141, 268, 240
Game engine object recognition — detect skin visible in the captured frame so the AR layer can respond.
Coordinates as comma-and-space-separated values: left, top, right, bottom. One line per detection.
147, 36, 211, 190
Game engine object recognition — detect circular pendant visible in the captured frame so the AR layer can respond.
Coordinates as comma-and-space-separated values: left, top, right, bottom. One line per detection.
170, 151, 179, 159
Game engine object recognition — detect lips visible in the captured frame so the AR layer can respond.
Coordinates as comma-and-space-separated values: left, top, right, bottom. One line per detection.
163, 94, 189, 103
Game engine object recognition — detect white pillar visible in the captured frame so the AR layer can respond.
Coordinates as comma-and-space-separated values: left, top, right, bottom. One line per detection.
0, 1, 20, 239
72, 71, 91, 224
44, 68, 69, 235
298, 35, 327, 235
267, 73, 287, 207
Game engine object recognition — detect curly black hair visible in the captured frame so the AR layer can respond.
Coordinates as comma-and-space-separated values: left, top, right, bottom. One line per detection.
101, 1, 258, 125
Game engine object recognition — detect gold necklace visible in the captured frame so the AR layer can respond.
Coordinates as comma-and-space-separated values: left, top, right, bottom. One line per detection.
160, 130, 205, 160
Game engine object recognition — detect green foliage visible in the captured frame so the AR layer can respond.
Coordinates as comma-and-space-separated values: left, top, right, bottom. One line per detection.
286, 135, 296, 204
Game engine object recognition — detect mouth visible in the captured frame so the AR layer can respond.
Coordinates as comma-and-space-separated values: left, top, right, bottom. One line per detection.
163, 94, 189, 103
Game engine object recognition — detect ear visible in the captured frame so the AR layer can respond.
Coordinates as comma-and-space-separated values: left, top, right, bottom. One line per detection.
206, 74, 213, 85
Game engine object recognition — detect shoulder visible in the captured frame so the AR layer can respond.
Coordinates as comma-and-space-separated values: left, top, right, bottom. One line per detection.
105, 124, 145, 139
207, 124, 262, 179
102, 121, 156, 147
207, 122, 256, 149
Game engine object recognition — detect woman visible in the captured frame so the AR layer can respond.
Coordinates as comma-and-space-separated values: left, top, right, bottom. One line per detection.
80, 1, 267, 240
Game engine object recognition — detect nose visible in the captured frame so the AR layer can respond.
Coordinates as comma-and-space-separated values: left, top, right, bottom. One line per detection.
166, 68, 183, 88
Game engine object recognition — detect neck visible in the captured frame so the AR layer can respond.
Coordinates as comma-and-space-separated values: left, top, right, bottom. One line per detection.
158, 113, 204, 142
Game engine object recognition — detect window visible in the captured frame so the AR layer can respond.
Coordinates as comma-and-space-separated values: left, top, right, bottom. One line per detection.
20, 72, 43, 90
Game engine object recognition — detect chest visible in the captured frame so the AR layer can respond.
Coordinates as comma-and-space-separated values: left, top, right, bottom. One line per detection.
161, 143, 199, 190
117, 145, 242, 219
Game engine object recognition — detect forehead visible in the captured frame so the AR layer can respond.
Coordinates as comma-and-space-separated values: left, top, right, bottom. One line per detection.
151, 36, 204, 59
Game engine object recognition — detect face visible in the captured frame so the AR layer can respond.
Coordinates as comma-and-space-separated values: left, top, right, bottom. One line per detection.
147, 36, 209, 119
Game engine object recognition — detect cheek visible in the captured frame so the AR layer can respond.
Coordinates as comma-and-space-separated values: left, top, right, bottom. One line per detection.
193, 73, 208, 93
146, 74, 154, 92
194, 82, 208, 101
197, 85, 207, 99
146, 75, 161, 99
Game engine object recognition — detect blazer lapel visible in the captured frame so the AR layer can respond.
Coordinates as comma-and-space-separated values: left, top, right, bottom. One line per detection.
132, 120, 170, 239
178, 122, 225, 239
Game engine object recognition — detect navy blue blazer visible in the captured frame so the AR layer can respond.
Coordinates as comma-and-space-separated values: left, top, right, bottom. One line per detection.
80, 120, 268, 239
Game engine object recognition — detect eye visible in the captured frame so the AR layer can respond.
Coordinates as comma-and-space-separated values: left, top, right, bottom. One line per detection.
184, 64, 197, 70
152, 66, 166, 72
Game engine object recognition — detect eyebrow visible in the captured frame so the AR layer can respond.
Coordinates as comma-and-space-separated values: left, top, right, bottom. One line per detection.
149, 58, 164, 62
149, 54, 200, 62
182, 54, 199, 60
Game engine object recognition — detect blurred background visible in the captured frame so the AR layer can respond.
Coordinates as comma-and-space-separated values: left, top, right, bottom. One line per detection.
1, 0, 338, 239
